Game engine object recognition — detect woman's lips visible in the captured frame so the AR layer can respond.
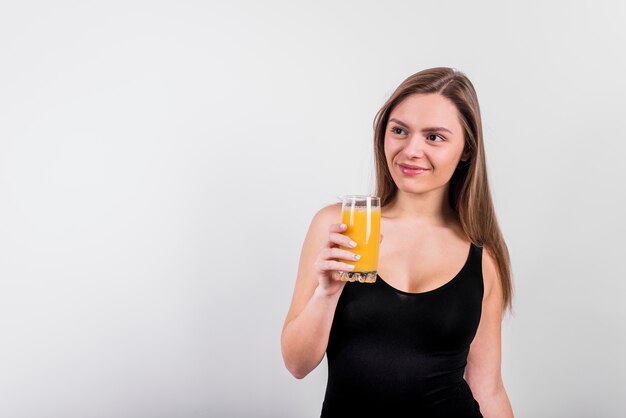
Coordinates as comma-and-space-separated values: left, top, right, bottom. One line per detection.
398, 163, 429, 175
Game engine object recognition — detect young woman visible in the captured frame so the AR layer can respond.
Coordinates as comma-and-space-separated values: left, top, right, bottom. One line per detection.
281, 67, 514, 417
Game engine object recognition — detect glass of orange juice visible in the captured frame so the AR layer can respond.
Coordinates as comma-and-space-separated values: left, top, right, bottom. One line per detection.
337, 195, 381, 283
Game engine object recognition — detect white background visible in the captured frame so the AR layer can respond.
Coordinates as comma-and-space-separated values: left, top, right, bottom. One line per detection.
1, 1, 625, 417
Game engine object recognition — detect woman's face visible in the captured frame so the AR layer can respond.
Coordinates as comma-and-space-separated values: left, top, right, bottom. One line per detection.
384, 93, 469, 197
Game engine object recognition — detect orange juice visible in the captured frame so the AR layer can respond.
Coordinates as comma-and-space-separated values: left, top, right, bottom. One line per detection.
338, 197, 380, 283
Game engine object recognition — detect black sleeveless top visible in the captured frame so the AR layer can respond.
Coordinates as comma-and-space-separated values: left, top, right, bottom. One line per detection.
321, 243, 484, 418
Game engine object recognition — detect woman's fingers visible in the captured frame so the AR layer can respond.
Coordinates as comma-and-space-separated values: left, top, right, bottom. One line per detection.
315, 222, 359, 280
328, 233, 357, 249
321, 247, 360, 262
329, 222, 346, 233
323, 223, 357, 249
315, 259, 355, 273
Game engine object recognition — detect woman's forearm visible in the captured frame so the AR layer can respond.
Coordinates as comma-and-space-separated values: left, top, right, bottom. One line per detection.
281, 286, 342, 379
476, 386, 514, 418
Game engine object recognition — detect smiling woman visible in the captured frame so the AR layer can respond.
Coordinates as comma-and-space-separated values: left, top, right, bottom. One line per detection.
383, 94, 470, 197
281, 67, 514, 417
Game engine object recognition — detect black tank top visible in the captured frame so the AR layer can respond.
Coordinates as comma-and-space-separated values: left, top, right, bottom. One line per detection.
321, 243, 484, 418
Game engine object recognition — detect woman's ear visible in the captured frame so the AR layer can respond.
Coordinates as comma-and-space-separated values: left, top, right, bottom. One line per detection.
460, 148, 471, 162
456, 149, 471, 170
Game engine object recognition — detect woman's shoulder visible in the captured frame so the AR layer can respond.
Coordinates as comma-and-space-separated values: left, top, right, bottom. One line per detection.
310, 202, 342, 225
301, 203, 342, 241
299, 203, 342, 257
480, 245, 504, 306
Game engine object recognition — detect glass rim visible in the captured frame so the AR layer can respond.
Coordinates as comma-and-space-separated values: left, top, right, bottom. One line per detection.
339, 195, 380, 201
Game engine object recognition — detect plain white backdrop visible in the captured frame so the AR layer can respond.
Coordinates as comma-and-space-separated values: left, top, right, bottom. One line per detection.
1, 1, 625, 417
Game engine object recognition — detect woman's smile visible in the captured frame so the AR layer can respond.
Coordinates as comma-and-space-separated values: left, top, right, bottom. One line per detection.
398, 163, 430, 175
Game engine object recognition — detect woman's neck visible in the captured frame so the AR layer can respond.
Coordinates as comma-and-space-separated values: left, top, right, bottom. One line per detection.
383, 189, 457, 227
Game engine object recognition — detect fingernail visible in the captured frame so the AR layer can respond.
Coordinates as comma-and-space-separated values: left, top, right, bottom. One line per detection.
353, 254, 360, 260
349, 240, 357, 248
340, 223, 347, 229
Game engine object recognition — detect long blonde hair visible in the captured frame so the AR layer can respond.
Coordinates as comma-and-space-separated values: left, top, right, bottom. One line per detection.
373, 67, 513, 313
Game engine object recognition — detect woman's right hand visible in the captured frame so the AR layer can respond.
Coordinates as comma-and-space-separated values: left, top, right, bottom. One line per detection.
313, 222, 360, 296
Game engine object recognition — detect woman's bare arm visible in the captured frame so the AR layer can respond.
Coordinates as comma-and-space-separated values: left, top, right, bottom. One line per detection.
281, 203, 357, 378
465, 247, 514, 417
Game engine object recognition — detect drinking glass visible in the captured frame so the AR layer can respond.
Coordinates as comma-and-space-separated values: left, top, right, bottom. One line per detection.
337, 195, 381, 283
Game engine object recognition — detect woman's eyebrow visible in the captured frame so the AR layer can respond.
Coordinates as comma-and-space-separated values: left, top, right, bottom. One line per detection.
389, 118, 410, 128
389, 118, 453, 134
422, 126, 453, 134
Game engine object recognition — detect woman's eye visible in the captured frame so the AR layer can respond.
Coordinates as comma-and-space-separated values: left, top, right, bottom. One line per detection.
426, 134, 444, 142
391, 127, 406, 135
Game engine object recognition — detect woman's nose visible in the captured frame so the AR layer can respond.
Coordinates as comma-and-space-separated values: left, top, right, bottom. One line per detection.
403, 135, 426, 157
